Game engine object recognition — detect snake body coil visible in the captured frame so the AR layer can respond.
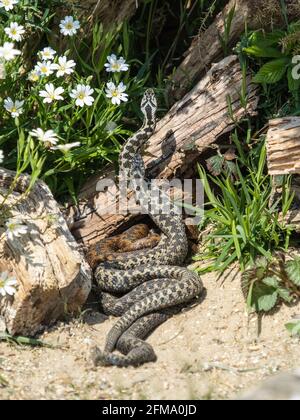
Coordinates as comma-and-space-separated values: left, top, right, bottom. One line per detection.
94, 89, 203, 367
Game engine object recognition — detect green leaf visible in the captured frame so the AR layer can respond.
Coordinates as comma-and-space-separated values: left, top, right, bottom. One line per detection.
250, 282, 278, 312
0, 332, 54, 348
253, 58, 290, 84
278, 287, 292, 303
285, 320, 300, 336
243, 46, 283, 58
224, 160, 238, 177
287, 67, 300, 92
248, 30, 285, 47
285, 258, 300, 286
263, 276, 279, 288
206, 155, 224, 176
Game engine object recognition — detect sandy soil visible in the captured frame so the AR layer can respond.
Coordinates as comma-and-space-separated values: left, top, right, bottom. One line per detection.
0, 268, 299, 400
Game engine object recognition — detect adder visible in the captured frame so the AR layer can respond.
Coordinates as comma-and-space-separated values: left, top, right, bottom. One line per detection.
94, 89, 203, 367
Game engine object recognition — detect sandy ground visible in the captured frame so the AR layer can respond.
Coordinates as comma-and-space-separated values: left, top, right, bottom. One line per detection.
0, 268, 299, 400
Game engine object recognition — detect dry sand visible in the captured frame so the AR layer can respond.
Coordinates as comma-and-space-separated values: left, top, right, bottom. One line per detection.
0, 268, 299, 400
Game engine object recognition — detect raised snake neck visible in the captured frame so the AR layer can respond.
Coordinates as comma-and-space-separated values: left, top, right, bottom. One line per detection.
94, 89, 203, 367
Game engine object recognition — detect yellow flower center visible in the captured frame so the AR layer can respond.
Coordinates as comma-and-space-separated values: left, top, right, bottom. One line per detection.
66, 23, 73, 30
78, 93, 85, 100
3, 0, 9, 5
112, 63, 121, 71
11, 106, 17, 113
8, 223, 16, 230
30, 72, 39, 81
0, 279, 4, 288
112, 90, 119, 97
11, 29, 17, 35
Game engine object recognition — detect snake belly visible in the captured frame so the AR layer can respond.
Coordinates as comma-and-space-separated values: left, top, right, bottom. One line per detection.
94, 89, 203, 367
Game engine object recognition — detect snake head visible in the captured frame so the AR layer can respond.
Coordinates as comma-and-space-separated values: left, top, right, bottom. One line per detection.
141, 89, 157, 118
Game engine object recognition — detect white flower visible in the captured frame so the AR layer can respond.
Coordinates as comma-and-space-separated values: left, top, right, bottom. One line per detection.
0, 272, 18, 298
28, 68, 40, 82
39, 83, 64, 104
53, 55, 76, 77
59, 16, 80, 36
105, 81, 128, 105
70, 84, 94, 107
51, 142, 81, 151
4, 22, 25, 42
39, 47, 56, 61
0, 42, 21, 61
0, 0, 18, 11
35, 61, 56, 77
5, 218, 28, 241
4, 97, 24, 118
104, 54, 129, 73
30, 128, 58, 145
0, 150, 4, 164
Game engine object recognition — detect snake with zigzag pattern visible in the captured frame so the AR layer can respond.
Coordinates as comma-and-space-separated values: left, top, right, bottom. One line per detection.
93, 89, 203, 367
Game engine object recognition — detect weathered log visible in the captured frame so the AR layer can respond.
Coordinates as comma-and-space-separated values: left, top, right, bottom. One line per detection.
58, 0, 137, 29
0, 169, 92, 336
69, 55, 259, 246
267, 117, 300, 175
168, 0, 300, 102
49, 0, 138, 52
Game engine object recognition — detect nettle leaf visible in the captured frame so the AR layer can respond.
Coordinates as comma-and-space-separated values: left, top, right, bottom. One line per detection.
254, 58, 290, 84
224, 160, 237, 177
250, 281, 278, 312
278, 288, 293, 303
206, 155, 224, 176
263, 276, 280, 288
285, 258, 300, 286
285, 320, 300, 336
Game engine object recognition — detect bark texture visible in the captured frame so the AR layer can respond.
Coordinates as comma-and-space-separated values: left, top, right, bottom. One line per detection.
267, 117, 300, 175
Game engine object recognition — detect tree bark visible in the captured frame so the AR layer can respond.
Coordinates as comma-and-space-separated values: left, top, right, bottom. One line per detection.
267, 117, 300, 175
60, 0, 138, 29
0, 169, 92, 336
69, 55, 259, 246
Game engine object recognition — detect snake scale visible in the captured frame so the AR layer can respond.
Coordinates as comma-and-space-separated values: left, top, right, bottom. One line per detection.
94, 89, 203, 367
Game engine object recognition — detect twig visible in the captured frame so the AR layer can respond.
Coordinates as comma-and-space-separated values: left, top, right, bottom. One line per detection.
158, 328, 184, 346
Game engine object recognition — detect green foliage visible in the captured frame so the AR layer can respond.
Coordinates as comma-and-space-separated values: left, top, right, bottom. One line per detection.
0, 331, 54, 347
285, 320, 300, 336
285, 258, 300, 286
218, 4, 236, 56
0, 1, 138, 202
239, 22, 300, 111
242, 254, 300, 313
0, 0, 225, 203
195, 139, 293, 273
206, 148, 237, 178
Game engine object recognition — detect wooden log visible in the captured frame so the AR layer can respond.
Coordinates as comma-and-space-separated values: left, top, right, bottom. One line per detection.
0, 169, 92, 336
69, 55, 259, 246
58, 0, 137, 29
266, 117, 300, 175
